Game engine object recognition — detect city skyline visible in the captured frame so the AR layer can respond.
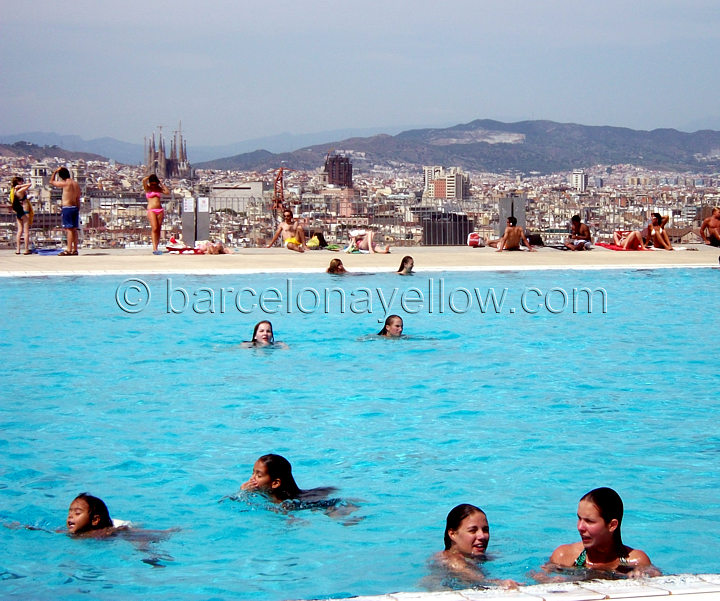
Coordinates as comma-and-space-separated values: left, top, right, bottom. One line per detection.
2, 0, 720, 146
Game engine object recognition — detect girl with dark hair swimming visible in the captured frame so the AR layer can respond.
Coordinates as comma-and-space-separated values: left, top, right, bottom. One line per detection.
545, 487, 659, 578
428, 504, 517, 589
240, 454, 337, 504
377, 315, 403, 337
241, 321, 288, 349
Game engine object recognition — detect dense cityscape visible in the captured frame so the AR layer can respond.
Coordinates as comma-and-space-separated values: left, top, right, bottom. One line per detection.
2, 129, 719, 250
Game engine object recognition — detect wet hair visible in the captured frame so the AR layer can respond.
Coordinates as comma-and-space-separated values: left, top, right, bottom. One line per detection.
571, 215, 581, 223
508, 216, 517, 226
73, 493, 113, 531
580, 487, 624, 550
444, 504, 486, 550
377, 314, 402, 336
57, 167, 71, 180
327, 258, 345, 273
257, 454, 301, 500
397, 256, 413, 272
652, 212, 662, 223
144, 174, 163, 192
11, 176, 24, 187
250, 320, 274, 345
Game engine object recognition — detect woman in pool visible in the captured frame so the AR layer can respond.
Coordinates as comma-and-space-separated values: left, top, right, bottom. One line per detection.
66, 493, 117, 537
327, 258, 347, 274
397, 255, 414, 275
430, 504, 517, 588
142, 174, 169, 255
241, 321, 288, 349
545, 487, 659, 578
377, 314, 403, 337
240, 454, 337, 504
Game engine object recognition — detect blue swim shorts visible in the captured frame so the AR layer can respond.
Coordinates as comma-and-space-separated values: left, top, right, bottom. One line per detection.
61, 206, 79, 229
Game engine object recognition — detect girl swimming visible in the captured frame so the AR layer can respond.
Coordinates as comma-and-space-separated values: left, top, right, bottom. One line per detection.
240, 454, 337, 503
429, 504, 517, 589
545, 487, 660, 578
377, 314, 403, 337
397, 255, 414, 275
241, 321, 288, 349
66, 493, 115, 537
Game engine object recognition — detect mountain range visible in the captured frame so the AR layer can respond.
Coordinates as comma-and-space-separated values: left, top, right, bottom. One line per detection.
4, 120, 720, 174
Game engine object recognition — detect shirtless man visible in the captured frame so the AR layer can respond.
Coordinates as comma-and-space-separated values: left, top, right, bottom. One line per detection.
49, 167, 81, 256
492, 216, 536, 252
267, 208, 308, 252
648, 213, 673, 250
700, 207, 720, 247
564, 215, 592, 250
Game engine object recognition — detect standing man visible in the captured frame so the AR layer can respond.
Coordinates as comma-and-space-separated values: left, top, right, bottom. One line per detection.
700, 207, 720, 247
564, 215, 593, 250
50, 167, 81, 256
266, 208, 308, 252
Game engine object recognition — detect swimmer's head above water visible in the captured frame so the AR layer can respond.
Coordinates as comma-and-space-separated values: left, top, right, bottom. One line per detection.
250, 321, 274, 345
241, 454, 301, 501
67, 493, 113, 535
443, 503, 489, 558
377, 314, 403, 337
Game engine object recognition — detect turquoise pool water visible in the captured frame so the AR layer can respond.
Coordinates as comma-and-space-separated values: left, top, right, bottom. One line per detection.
1, 268, 718, 600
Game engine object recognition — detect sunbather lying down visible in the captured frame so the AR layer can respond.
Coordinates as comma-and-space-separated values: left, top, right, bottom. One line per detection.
613, 230, 648, 250
347, 230, 390, 254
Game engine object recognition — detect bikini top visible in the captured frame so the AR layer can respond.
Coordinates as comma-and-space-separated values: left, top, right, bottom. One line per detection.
574, 548, 629, 568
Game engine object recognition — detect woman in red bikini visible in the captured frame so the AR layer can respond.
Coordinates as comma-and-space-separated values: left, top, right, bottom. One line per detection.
142, 174, 169, 255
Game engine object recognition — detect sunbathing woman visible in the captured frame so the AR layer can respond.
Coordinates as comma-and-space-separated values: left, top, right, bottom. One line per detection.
613, 230, 647, 250
545, 487, 660, 578
142, 174, 169, 255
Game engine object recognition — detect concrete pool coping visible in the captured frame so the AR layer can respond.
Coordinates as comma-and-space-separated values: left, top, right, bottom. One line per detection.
4, 246, 718, 601
310, 574, 720, 601
1, 243, 718, 276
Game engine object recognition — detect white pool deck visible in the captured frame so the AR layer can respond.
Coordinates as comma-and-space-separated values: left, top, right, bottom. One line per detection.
1, 243, 718, 276
315, 574, 720, 601
4, 244, 719, 601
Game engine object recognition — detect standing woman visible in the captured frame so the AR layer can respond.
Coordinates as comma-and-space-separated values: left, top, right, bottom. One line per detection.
9, 177, 33, 254
546, 487, 659, 577
142, 174, 169, 255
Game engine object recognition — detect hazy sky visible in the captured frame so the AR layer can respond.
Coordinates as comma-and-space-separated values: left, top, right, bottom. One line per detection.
2, 0, 720, 145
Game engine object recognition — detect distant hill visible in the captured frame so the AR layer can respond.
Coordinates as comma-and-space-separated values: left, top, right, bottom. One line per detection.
195, 119, 720, 174
0, 140, 107, 162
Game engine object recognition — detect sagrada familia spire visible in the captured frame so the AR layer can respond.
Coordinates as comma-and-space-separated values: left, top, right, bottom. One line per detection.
145, 123, 192, 179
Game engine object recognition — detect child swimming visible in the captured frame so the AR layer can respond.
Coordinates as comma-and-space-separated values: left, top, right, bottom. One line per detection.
66, 493, 116, 537
240, 454, 338, 504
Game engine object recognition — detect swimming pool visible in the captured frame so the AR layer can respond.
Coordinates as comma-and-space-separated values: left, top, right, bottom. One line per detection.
1, 268, 718, 600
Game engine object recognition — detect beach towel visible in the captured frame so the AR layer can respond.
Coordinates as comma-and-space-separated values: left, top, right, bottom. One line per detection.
595, 242, 652, 251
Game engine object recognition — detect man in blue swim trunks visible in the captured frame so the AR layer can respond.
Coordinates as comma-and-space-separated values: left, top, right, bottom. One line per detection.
50, 167, 81, 256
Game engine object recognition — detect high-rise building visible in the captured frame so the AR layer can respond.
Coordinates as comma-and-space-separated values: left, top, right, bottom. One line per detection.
422, 166, 470, 200
572, 169, 588, 192
324, 154, 352, 188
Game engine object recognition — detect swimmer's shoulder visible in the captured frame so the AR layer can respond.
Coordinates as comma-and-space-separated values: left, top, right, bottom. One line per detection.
549, 542, 582, 566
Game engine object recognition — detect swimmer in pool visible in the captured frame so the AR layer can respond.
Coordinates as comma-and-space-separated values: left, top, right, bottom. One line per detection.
66, 493, 117, 537
397, 255, 414, 275
241, 321, 288, 349
327, 258, 347, 274
240, 454, 338, 503
377, 314, 403, 337
428, 504, 518, 589
543, 487, 660, 579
